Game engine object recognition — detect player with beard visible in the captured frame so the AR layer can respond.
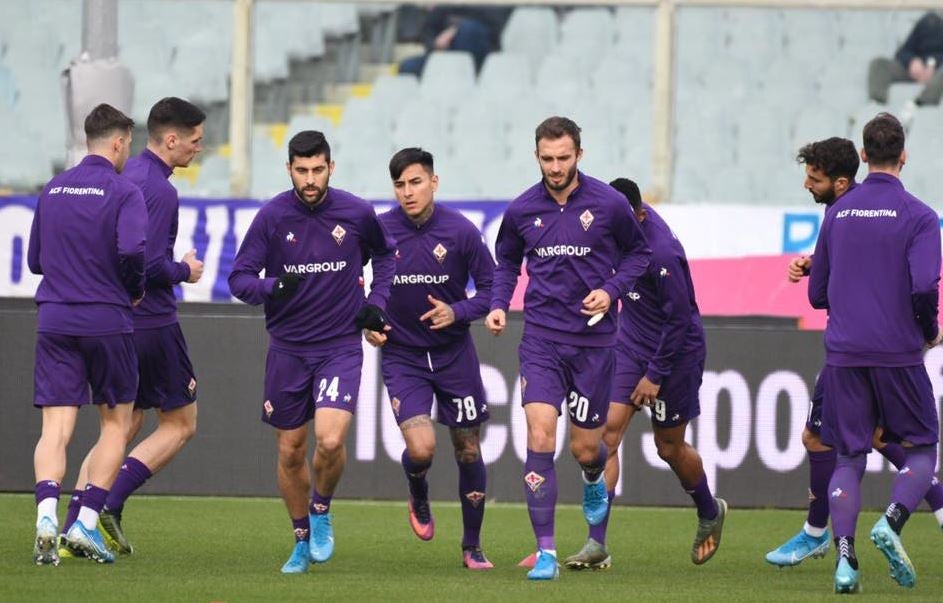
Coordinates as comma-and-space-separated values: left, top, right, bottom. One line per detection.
766, 137, 943, 569
229, 130, 396, 573
486, 117, 651, 580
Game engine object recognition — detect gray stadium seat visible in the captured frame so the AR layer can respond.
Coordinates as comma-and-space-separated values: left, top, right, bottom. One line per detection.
477, 53, 533, 105
419, 51, 477, 110
500, 7, 559, 70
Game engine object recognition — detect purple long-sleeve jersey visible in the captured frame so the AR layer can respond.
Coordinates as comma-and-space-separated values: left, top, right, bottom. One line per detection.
28, 154, 147, 335
380, 204, 495, 350
618, 204, 705, 384
122, 149, 191, 329
491, 172, 651, 347
809, 172, 941, 366
228, 187, 396, 349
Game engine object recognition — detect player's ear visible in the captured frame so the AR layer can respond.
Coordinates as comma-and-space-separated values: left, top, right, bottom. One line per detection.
899, 148, 908, 168
834, 176, 849, 194
430, 173, 439, 193
576, 147, 584, 161
329, 160, 335, 176
165, 131, 177, 150
859, 148, 868, 164
285, 160, 292, 176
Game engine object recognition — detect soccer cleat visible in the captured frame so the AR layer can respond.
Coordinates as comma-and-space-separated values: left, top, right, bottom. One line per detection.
309, 513, 335, 563
527, 549, 559, 580
765, 529, 830, 567
582, 478, 609, 526
65, 522, 115, 563
57, 534, 83, 559
834, 557, 862, 594
407, 496, 435, 541
34, 517, 60, 566
280, 541, 311, 574
99, 508, 133, 555
462, 546, 494, 570
870, 516, 915, 588
564, 537, 612, 570
518, 552, 537, 569
692, 498, 727, 565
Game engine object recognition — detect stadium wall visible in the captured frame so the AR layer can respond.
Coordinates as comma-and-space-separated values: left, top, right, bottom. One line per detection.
3, 297, 941, 510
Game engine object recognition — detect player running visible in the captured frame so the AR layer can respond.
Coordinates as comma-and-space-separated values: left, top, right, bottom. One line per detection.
366, 148, 496, 569
229, 130, 396, 574
486, 117, 651, 580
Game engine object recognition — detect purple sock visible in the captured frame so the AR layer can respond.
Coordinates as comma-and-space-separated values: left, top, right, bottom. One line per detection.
34, 480, 61, 505
807, 449, 836, 529
828, 454, 866, 538
62, 489, 83, 534
581, 443, 607, 483
401, 449, 431, 502
890, 445, 937, 514
457, 456, 487, 548
524, 449, 557, 551
291, 516, 310, 542
105, 457, 152, 514
881, 442, 943, 511
926, 475, 943, 512
588, 491, 615, 545
682, 474, 718, 520
309, 489, 332, 515
82, 484, 109, 514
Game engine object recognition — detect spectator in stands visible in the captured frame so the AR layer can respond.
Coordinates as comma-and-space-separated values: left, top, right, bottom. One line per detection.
398, 5, 511, 76
868, 10, 943, 113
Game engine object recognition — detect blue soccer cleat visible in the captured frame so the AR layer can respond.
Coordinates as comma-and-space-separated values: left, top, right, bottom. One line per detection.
870, 516, 915, 588
65, 522, 115, 564
834, 557, 861, 594
765, 529, 830, 567
309, 513, 335, 563
582, 477, 609, 526
527, 549, 559, 581
281, 541, 311, 574
34, 517, 60, 566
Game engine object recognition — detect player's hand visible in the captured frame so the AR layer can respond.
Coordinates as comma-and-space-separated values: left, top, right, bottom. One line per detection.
630, 376, 661, 408
182, 249, 204, 283
581, 289, 611, 316
926, 330, 943, 350
355, 303, 389, 332
363, 328, 388, 347
486, 309, 506, 336
272, 273, 304, 300
419, 295, 456, 330
787, 256, 811, 283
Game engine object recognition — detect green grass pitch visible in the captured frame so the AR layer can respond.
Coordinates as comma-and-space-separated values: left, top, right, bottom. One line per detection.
2, 494, 942, 602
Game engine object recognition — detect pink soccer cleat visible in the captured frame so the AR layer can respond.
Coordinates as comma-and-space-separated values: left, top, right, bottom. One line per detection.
463, 547, 494, 570
518, 551, 538, 569
407, 497, 434, 541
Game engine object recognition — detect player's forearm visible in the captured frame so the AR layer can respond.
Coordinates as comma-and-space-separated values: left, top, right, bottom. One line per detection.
451, 293, 490, 323
489, 266, 518, 311
228, 271, 275, 305
366, 251, 395, 310
912, 289, 940, 342
119, 251, 146, 300
147, 257, 190, 287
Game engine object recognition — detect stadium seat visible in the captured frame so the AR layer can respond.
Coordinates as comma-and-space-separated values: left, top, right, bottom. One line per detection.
419, 51, 477, 110
500, 7, 559, 70
477, 53, 533, 105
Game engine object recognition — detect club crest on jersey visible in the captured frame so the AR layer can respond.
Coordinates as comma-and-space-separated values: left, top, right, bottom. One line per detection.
465, 491, 486, 508
579, 210, 594, 231
332, 224, 346, 245
286, 231, 297, 244
187, 377, 197, 399
524, 471, 545, 492
391, 397, 401, 416
263, 400, 274, 417
533, 217, 544, 228
433, 243, 447, 263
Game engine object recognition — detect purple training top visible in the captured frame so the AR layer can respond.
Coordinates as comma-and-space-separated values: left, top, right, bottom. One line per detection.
122, 149, 191, 329
809, 172, 941, 366
228, 187, 396, 349
28, 154, 147, 336
380, 204, 494, 350
618, 204, 705, 384
491, 171, 651, 347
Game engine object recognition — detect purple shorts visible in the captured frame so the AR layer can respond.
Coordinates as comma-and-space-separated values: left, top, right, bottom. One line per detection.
262, 341, 362, 430
518, 335, 612, 429
381, 337, 489, 428
34, 332, 138, 408
611, 348, 703, 428
806, 370, 825, 434
134, 323, 197, 412
821, 364, 940, 455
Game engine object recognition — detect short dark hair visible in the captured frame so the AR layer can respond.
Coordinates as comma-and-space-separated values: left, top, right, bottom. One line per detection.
389, 147, 434, 180
862, 112, 905, 167
84, 103, 134, 141
288, 130, 331, 163
535, 116, 581, 149
796, 137, 859, 181
147, 97, 206, 138
609, 178, 642, 212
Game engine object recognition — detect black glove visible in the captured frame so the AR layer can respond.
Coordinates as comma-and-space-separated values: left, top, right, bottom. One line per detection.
355, 303, 387, 331
272, 273, 304, 300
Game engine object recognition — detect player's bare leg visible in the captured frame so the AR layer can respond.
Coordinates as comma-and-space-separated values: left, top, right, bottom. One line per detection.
523, 403, 560, 579
33, 406, 79, 565
450, 426, 492, 569
274, 424, 312, 572
308, 407, 352, 563
400, 415, 436, 540
654, 422, 726, 565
